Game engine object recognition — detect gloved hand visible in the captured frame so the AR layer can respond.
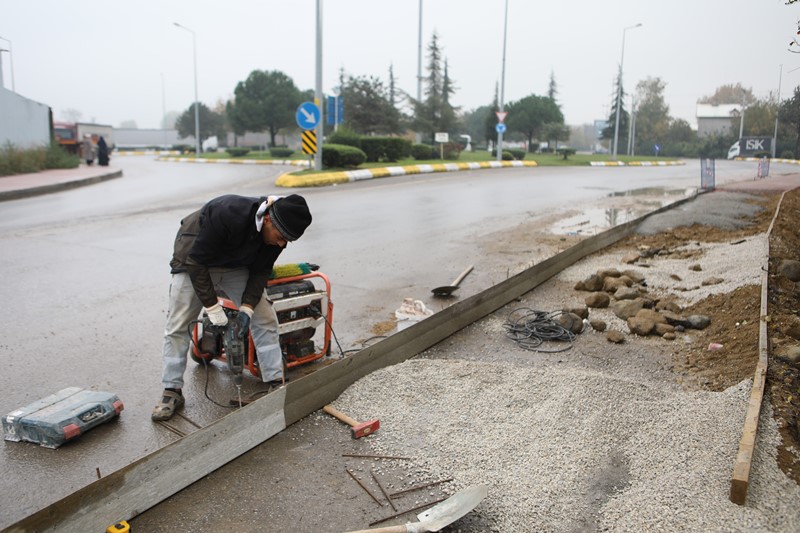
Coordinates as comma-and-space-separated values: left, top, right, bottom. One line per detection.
235, 306, 253, 334
204, 302, 228, 326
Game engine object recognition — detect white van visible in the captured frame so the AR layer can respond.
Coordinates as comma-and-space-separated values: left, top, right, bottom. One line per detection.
727, 141, 740, 160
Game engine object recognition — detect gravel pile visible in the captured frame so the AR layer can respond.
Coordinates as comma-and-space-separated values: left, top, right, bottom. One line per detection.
332, 191, 800, 531
558, 234, 767, 322
335, 359, 799, 532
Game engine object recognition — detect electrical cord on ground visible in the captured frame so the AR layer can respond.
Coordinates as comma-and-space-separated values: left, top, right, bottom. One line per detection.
503, 308, 577, 353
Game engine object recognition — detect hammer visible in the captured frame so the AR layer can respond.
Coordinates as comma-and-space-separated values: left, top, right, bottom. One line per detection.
323, 405, 380, 439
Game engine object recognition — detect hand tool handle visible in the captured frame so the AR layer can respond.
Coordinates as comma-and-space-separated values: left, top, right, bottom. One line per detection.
450, 265, 474, 287
345, 526, 410, 533
323, 405, 357, 427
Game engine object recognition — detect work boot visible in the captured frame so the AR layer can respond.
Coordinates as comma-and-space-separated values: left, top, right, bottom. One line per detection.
151, 389, 184, 421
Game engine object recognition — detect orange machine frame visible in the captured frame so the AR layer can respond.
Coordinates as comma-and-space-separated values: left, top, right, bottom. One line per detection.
191, 271, 333, 377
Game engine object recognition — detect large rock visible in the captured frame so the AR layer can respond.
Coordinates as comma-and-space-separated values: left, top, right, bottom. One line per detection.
603, 277, 629, 293
585, 292, 610, 308
622, 270, 645, 284
635, 308, 668, 324
687, 314, 711, 330
606, 330, 625, 343
590, 319, 607, 332
597, 268, 621, 279
779, 259, 800, 283
628, 316, 656, 336
582, 274, 604, 292
612, 299, 645, 320
614, 286, 640, 301
655, 299, 682, 314
558, 312, 585, 334
661, 310, 692, 329
655, 322, 676, 336
785, 316, 800, 340
566, 306, 589, 319
701, 277, 724, 286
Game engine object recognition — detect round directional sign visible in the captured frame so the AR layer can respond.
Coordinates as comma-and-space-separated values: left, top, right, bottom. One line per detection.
296, 102, 320, 130
495, 123, 507, 134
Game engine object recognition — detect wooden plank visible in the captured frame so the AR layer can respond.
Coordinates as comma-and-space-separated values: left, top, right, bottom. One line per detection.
729, 191, 785, 505
7, 194, 699, 530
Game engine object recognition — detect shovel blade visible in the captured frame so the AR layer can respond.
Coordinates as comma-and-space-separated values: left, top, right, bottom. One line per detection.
416, 485, 487, 531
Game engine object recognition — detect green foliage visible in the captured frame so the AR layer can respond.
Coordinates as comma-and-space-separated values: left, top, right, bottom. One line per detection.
501, 150, 514, 161
556, 148, 576, 160
327, 127, 362, 148
410, 32, 461, 143
507, 148, 526, 160
0, 142, 79, 176
411, 143, 435, 160
175, 102, 224, 148
781, 150, 795, 159
269, 147, 294, 158
506, 94, 564, 148
338, 74, 402, 135
698, 133, 736, 159
228, 70, 303, 147
321, 143, 367, 168
172, 144, 195, 153
528, 142, 540, 153
225, 147, 251, 157
441, 142, 463, 160
360, 137, 412, 162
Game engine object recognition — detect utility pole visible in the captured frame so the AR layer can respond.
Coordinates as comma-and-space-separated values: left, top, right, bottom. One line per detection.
496, 0, 509, 162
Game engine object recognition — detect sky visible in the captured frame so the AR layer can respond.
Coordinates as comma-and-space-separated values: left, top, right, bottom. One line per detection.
1, 0, 796, 130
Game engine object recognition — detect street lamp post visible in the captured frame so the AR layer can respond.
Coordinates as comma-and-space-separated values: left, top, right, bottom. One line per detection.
415, 0, 423, 145
612, 23, 642, 160
173, 23, 201, 156
0, 35, 15, 92
496, 0, 509, 162
772, 64, 783, 158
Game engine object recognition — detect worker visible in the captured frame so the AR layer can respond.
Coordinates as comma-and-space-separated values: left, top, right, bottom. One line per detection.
152, 194, 312, 421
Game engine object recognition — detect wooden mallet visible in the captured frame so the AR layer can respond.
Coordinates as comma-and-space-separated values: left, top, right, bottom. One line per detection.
323, 405, 380, 439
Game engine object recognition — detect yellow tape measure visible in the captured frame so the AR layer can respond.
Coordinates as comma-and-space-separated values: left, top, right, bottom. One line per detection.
107, 521, 130, 533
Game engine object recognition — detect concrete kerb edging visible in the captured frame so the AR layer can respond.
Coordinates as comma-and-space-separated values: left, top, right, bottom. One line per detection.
0, 170, 123, 202
589, 160, 686, 167
7, 192, 701, 532
275, 160, 539, 187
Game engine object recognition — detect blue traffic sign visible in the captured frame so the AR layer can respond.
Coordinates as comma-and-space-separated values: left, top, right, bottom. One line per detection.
327, 96, 344, 125
296, 102, 320, 130
495, 123, 507, 134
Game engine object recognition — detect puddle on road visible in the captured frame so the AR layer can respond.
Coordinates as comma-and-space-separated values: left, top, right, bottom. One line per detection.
549, 187, 697, 236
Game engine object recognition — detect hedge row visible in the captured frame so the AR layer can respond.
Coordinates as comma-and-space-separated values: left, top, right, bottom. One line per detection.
321, 144, 367, 168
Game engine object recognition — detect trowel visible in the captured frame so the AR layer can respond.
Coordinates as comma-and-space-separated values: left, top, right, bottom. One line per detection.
431, 265, 474, 297
346, 484, 488, 533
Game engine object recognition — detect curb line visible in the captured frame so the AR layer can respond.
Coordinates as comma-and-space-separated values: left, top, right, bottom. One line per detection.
157, 157, 310, 167
589, 160, 686, 167
275, 160, 539, 187
0, 170, 123, 202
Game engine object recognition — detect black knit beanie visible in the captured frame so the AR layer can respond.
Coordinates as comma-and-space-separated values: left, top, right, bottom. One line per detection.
268, 194, 312, 241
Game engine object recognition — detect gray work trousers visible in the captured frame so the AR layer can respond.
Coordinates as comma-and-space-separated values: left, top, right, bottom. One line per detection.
161, 269, 282, 389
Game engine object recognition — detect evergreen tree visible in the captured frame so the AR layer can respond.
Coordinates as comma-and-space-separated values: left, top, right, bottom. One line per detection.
547, 70, 558, 102
601, 70, 630, 154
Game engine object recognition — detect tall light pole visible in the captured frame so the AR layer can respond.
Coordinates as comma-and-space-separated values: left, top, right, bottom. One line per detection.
314, 0, 323, 171
0, 35, 15, 92
173, 22, 201, 156
416, 0, 423, 144
772, 64, 783, 158
496, 0, 509, 162
612, 23, 642, 160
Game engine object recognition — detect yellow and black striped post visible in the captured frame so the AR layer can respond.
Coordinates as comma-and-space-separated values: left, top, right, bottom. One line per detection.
301, 130, 317, 155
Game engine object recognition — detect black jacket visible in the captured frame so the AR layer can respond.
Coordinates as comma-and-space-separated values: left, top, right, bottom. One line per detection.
169, 195, 283, 308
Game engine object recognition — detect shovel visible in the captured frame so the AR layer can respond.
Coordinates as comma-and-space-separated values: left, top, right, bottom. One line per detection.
431, 265, 474, 297
346, 484, 488, 533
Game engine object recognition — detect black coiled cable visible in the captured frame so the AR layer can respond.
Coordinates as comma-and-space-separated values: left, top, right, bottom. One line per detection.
503, 308, 577, 353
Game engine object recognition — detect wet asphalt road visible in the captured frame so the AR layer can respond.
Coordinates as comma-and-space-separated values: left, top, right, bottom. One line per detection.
0, 156, 770, 527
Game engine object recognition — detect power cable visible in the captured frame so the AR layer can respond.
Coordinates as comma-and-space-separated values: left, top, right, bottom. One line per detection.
503, 308, 577, 353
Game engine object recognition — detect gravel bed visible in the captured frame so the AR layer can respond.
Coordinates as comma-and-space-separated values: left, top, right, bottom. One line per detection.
331, 191, 799, 531
335, 358, 799, 532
